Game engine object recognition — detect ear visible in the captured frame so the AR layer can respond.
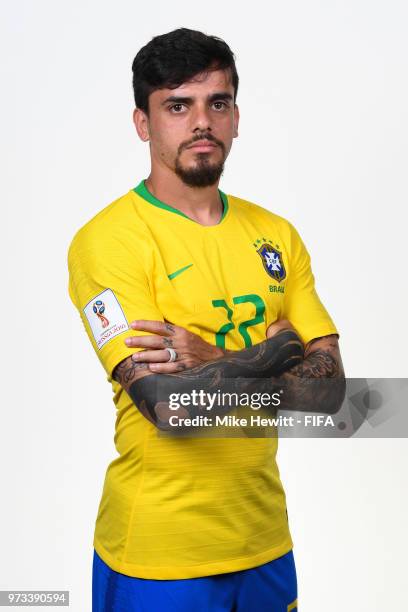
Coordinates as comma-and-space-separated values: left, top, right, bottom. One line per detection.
233, 104, 239, 138
133, 108, 150, 142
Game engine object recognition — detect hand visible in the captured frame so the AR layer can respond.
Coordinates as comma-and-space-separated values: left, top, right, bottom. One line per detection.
124, 319, 224, 373
266, 318, 298, 339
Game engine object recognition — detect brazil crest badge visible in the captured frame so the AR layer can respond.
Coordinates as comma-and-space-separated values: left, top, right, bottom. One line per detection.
257, 243, 286, 283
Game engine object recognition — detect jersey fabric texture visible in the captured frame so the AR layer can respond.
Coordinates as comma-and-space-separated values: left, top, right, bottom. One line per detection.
68, 180, 338, 580
92, 547, 298, 612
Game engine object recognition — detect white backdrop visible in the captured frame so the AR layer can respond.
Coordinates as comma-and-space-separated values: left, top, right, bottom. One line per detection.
1, 1, 407, 610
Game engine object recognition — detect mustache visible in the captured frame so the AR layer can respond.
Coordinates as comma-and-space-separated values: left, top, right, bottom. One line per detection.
179, 134, 225, 154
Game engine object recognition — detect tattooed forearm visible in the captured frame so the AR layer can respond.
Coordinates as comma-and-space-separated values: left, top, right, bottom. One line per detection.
115, 330, 345, 431
289, 349, 339, 378
227, 337, 345, 416
271, 335, 346, 415
118, 329, 303, 430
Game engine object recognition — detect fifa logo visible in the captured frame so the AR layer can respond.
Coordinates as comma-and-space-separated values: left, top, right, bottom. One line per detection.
93, 300, 109, 328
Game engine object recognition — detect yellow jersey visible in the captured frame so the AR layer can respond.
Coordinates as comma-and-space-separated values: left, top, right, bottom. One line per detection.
67, 180, 338, 579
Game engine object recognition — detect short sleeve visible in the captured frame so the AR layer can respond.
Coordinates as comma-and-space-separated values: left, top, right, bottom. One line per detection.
68, 226, 164, 380
282, 223, 339, 346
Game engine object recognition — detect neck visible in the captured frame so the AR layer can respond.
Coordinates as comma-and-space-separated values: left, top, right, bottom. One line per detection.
145, 166, 223, 226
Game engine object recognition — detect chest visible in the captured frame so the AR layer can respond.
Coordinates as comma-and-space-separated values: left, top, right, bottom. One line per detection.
146, 220, 290, 350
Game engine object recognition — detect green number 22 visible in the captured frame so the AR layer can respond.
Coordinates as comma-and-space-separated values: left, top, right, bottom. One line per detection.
212, 293, 265, 349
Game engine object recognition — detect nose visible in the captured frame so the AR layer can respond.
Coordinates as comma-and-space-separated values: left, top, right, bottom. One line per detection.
191, 103, 212, 133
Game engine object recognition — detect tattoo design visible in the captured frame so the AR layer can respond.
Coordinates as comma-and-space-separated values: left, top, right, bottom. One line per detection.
127, 329, 305, 429
275, 337, 346, 415
113, 353, 150, 384
290, 349, 339, 378
114, 329, 345, 431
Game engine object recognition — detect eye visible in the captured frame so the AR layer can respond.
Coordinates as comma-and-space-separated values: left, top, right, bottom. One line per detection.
212, 101, 228, 110
169, 103, 186, 113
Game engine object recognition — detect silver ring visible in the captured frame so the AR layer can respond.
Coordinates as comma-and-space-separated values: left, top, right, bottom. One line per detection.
165, 347, 178, 362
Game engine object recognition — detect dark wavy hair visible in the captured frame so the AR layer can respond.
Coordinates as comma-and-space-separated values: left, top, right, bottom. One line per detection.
131, 28, 239, 114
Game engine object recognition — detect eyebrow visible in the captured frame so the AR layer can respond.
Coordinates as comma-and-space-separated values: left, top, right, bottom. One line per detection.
161, 92, 234, 106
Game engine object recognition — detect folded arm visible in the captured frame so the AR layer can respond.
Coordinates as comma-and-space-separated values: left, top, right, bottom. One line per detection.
113, 326, 345, 431
268, 333, 346, 415
113, 327, 303, 430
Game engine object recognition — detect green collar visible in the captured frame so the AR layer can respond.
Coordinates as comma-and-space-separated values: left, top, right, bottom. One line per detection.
133, 180, 229, 225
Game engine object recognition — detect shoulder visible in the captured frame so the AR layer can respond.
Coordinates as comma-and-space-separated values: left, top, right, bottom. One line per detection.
226, 192, 302, 248
68, 189, 147, 262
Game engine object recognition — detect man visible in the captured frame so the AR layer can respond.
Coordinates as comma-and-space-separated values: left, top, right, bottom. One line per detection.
68, 27, 345, 612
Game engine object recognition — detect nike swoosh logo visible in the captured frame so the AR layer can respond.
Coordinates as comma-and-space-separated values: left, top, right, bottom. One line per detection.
168, 263, 194, 280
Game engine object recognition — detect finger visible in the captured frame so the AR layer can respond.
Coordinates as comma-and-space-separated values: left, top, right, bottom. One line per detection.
128, 349, 175, 363
125, 335, 166, 349
148, 361, 188, 374
266, 319, 294, 339
130, 320, 177, 336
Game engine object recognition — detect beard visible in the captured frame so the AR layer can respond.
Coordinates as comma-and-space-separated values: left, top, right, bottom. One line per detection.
175, 154, 225, 187
174, 136, 226, 187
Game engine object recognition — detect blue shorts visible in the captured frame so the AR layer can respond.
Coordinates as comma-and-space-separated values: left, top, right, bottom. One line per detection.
92, 549, 298, 612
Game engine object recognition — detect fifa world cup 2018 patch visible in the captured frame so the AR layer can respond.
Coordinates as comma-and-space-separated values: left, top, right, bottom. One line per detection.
83, 288, 129, 350
253, 238, 286, 283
